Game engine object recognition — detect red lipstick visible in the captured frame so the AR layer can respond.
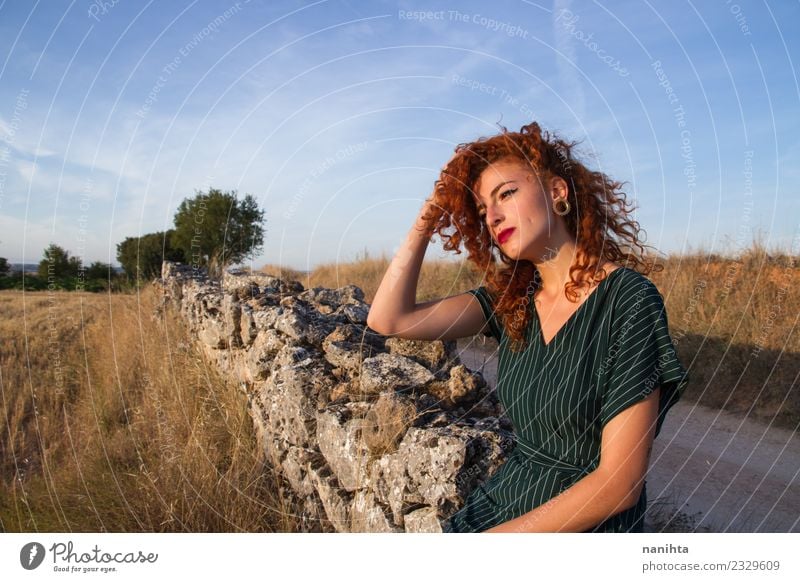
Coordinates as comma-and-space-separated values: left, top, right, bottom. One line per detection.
497, 228, 515, 244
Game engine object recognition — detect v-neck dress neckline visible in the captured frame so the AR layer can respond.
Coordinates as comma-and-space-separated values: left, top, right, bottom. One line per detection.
532, 267, 626, 348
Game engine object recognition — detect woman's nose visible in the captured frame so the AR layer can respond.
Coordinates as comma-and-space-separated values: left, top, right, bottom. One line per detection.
486, 204, 504, 226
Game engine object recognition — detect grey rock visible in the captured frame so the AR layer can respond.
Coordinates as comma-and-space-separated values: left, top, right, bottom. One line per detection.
360, 353, 435, 394
246, 329, 285, 380
340, 303, 370, 325
404, 506, 444, 533
351, 489, 402, 533
322, 323, 385, 373
385, 337, 459, 372
280, 446, 317, 497
362, 391, 417, 457
316, 401, 371, 491
308, 460, 353, 533
274, 299, 338, 347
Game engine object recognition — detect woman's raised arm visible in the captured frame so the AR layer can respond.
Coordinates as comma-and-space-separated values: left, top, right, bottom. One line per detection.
366, 198, 488, 341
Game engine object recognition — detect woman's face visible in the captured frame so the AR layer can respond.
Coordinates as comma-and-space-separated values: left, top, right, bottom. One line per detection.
472, 157, 568, 262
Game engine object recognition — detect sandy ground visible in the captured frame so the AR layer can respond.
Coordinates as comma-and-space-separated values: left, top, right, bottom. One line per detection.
455, 338, 800, 533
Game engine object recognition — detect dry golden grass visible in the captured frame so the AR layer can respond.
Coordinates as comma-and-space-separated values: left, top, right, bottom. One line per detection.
0, 286, 297, 532
256, 262, 308, 284
651, 243, 799, 429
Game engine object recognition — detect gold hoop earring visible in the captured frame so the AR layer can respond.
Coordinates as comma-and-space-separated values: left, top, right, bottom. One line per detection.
553, 196, 571, 216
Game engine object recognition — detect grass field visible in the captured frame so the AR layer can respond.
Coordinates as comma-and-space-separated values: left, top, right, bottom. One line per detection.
0, 286, 296, 532
1, 239, 797, 532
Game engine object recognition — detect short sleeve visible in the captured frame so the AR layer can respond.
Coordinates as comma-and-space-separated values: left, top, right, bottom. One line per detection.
466, 286, 504, 342
599, 278, 689, 437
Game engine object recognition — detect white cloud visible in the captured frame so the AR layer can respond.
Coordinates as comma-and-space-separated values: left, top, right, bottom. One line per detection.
0, 116, 59, 159
15, 159, 36, 184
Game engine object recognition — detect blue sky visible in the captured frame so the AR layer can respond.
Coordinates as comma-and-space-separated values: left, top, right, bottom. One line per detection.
1, 0, 798, 271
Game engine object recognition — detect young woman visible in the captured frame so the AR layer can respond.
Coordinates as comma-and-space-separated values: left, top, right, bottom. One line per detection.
366, 121, 689, 533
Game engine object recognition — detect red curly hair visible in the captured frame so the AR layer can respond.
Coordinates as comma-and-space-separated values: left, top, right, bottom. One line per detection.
421, 121, 662, 353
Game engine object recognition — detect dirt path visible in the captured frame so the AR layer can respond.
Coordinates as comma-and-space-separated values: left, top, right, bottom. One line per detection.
455, 339, 800, 532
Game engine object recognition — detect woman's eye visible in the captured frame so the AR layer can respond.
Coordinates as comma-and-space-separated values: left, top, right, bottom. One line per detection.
477, 188, 515, 220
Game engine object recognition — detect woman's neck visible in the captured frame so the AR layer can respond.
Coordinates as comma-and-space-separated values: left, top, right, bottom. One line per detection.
533, 240, 579, 298
533, 242, 607, 301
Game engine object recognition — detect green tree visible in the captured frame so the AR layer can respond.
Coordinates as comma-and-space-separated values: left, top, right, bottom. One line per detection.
116, 230, 185, 281
172, 188, 265, 277
38, 243, 81, 280
85, 261, 112, 280
0, 257, 9, 277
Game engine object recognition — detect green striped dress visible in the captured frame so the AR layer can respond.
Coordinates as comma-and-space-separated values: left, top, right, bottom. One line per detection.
442, 267, 690, 533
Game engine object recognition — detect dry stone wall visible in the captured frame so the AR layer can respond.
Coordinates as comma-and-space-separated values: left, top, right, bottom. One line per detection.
156, 261, 515, 532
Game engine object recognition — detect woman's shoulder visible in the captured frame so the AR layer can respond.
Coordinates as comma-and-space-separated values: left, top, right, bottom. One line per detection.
604, 265, 666, 316
605, 264, 659, 293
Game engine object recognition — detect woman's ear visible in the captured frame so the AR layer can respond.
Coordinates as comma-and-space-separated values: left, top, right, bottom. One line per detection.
549, 175, 569, 199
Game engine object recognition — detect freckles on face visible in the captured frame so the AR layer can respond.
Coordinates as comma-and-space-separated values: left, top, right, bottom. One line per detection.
473, 160, 548, 228
471, 161, 563, 262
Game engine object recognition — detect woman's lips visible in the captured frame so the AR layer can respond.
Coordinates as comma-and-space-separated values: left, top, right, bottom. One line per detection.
498, 228, 515, 244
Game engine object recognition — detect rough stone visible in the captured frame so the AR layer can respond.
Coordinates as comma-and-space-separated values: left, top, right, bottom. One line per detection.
404, 506, 444, 533
362, 391, 417, 457
308, 459, 353, 533
322, 323, 385, 373
316, 401, 371, 491
385, 337, 459, 373
360, 353, 435, 395
155, 260, 513, 533
351, 489, 402, 533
